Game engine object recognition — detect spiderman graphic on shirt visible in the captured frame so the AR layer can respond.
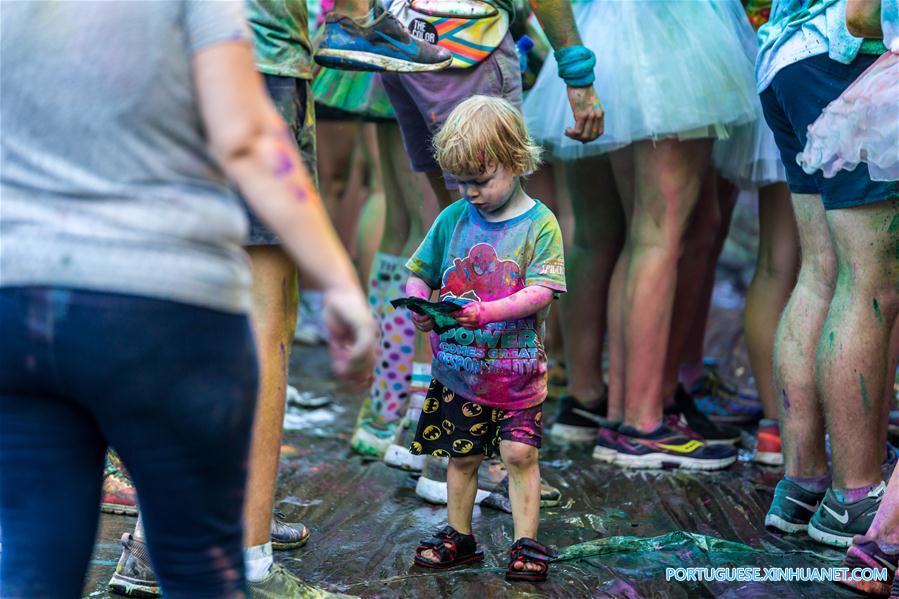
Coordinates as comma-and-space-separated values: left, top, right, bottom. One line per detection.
439, 243, 523, 302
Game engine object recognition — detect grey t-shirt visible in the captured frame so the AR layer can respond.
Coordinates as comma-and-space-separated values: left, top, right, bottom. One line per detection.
1, 1, 254, 313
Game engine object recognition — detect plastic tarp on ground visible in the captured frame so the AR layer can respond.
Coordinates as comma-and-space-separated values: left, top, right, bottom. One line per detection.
84, 344, 860, 598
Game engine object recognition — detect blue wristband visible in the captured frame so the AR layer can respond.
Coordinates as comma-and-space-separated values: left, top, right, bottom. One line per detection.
554, 45, 596, 87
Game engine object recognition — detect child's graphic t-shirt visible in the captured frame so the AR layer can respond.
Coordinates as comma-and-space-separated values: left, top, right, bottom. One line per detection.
406, 199, 566, 409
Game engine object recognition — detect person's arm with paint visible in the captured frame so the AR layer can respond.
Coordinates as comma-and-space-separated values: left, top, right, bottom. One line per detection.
528, 0, 603, 142
451, 285, 554, 329
192, 40, 375, 384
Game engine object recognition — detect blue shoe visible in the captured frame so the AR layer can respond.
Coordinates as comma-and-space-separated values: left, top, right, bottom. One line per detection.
808, 483, 885, 548
765, 479, 825, 534
314, 3, 452, 72
691, 358, 762, 425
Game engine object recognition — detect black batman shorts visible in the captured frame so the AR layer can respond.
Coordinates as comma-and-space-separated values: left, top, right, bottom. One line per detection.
410, 378, 543, 459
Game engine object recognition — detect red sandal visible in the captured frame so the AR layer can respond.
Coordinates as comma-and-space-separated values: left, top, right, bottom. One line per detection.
506, 537, 557, 582
413, 525, 484, 569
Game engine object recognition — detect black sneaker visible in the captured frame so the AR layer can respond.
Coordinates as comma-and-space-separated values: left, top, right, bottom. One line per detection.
108, 533, 159, 598
808, 483, 886, 547
764, 478, 825, 534
666, 385, 741, 446
314, 3, 452, 72
549, 394, 607, 443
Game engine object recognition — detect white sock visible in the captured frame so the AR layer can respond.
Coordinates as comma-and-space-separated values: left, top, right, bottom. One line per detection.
244, 542, 273, 583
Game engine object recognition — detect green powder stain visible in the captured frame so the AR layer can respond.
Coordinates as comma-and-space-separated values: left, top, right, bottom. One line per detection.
828, 330, 835, 349
873, 298, 884, 324
888, 213, 899, 234
860, 373, 870, 413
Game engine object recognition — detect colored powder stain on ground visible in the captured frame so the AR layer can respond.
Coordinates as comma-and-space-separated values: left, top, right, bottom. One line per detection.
860, 373, 870, 413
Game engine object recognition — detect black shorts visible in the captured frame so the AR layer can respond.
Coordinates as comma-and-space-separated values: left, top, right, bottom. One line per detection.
760, 53, 898, 210
410, 378, 543, 459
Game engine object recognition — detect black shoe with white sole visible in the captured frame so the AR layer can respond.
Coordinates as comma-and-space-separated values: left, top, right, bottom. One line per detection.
808, 483, 885, 547
549, 394, 607, 443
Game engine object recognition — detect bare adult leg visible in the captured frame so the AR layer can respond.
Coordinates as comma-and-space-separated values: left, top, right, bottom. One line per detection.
617, 138, 712, 431
816, 201, 899, 491
745, 183, 798, 420
773, 194, 834, 481
660, 169, 722, 400
244, 246, 299, 548
559, 156, 625, 405
355, 123, 386, 284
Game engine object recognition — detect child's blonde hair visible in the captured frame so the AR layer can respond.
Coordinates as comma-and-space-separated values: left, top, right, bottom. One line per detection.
433, 95, 542, 178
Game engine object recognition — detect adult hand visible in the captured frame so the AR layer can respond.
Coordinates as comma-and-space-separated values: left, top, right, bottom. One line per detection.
410, 311, 435, 333
565, 85, 604, 143
323, 287, 376, 387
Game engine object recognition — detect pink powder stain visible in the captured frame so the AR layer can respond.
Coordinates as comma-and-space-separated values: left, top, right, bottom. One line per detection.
273, 148, 293, 177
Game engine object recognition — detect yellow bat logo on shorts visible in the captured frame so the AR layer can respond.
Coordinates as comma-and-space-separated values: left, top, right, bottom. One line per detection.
410, 441, 423, 454
462, 402, 483, 417
452, 439, 474, 454
442, 387, 455, 402
422, 425, 442, 441
423, 397, 440, 414
442, 419, 455, 435
469, 422, 488, 436
432, 449, 449, 458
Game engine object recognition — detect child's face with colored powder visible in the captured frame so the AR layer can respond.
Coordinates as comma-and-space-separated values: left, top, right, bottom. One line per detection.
455, 164, 518, 215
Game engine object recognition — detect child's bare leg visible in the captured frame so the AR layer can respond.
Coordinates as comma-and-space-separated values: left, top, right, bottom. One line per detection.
418, 454, 483, 562
500, 440, 541, 572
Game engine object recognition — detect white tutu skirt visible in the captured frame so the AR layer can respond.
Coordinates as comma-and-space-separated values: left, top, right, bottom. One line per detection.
711, 0, 786, 188
797, 51, 899, 182
524, 0, 758, 160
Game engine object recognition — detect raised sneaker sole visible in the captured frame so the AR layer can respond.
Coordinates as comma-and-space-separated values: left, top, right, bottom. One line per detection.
549, 423, 599, 444
314, 49, 452, 73
101, 501, 138, 517
108, 574, 160, 598
807, 521, 854, 548
350, 426, 391, 458
754, 451, 784, 466
416, 476, 492, 506
613, 452, 736, 471
764, 513, 810, 534
592, 445, 618, 463
836, 546, 895, 597
384, 444, 426, 472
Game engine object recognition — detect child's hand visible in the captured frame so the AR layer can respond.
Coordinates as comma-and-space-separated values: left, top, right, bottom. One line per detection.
410, 311, 435, 332
452, 302, 491, 330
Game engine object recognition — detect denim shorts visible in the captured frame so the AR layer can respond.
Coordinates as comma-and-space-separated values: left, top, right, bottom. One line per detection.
381, 33, 523, 189
760, 53, 899, 210
410, 378, 543, 459
244, 75, 318, 245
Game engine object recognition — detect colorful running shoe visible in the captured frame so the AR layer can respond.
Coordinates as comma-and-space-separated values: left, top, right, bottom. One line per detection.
808, 483, 886, 547
549, 394, 607, 443
753, 419, 783, 466
349, 399, 396, 458
612, 421, 737, 470
764, 479, 825, 534
102, 450, 138, 517
837, 535, 898, 597
271, 509, 310, 551
250, 564, 354, 598
384, 392, 426, 472
592, 421, 621, 463
108, 533, 159, 598
691, 358, 763, 425
314, 3, 452, 72
666, 385, 742, 446
415, 456, 562, 509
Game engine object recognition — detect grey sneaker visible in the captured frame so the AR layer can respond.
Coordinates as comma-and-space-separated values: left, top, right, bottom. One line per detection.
249, 564, 355, 598
271, 509, 310, 551
808, 482, 885, 547
764, 479, 825, 534
108, 533, 160, 598
415, 456, 562, 511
